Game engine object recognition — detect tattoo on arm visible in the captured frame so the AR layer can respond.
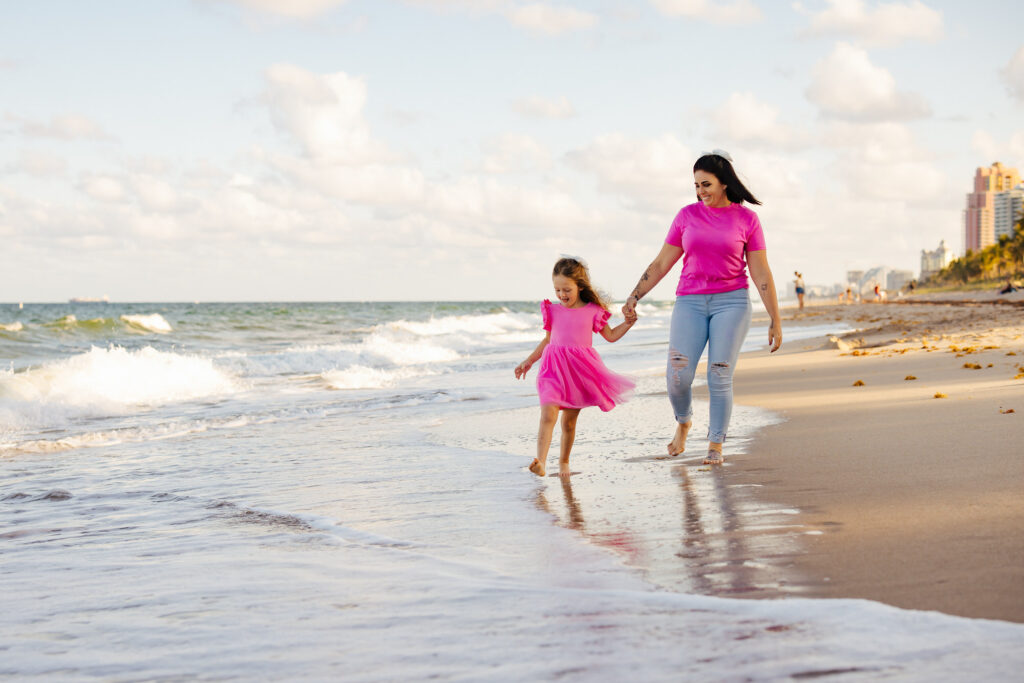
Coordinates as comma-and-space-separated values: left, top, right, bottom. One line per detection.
631, 269, 651, 300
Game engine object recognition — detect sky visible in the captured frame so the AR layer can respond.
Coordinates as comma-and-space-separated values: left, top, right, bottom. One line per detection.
2, 0, 1023, 303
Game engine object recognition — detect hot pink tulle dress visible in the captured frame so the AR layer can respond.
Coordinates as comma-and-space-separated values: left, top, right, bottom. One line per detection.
536, 299, 635, 412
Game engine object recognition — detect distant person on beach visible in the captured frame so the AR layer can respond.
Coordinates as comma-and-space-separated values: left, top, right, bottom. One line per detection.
621, 150, 781, 465
794, 271, 805, 310
999, 280, 1017, 294
515, 257, 636, 478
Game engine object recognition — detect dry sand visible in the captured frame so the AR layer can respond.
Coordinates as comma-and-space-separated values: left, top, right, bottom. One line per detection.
731, 294, 1024, 622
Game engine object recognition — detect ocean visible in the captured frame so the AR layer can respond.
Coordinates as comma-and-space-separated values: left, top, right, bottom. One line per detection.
2, 300, 1022, 681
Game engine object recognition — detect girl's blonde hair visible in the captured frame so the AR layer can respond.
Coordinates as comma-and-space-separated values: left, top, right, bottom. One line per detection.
553, 257, 610, 312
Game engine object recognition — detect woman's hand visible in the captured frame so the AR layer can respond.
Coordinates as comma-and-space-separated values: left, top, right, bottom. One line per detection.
514, 360, 533, 379
768, 320, 782, 353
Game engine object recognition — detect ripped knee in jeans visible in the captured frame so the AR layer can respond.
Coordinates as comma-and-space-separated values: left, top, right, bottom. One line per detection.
669, 348, 688, 385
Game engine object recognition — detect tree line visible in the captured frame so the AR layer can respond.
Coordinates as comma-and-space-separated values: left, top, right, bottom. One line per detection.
927, 215, 1024, 285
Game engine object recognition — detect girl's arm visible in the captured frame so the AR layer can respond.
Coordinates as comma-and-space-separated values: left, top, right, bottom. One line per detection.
746, 249, 782, 353
515, 332, 550, 378
622, 243, 684, 318
599, 317, 635, 343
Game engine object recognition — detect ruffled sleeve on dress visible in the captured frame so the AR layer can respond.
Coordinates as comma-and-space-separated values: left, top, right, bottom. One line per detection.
592, 307, 611, 333
541, 299, 553, 331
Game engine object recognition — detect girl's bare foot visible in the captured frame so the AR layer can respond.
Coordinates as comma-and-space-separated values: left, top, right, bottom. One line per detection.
667, 421, 691, 456
528, 458, 546, 477
702, 445, 723, 465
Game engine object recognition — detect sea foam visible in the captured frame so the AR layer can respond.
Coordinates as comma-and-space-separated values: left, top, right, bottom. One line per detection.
0, 346, 237, 428
120, 313, 173, 334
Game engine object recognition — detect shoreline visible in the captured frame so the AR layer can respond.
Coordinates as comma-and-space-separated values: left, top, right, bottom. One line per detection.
731, 298, 1024, 622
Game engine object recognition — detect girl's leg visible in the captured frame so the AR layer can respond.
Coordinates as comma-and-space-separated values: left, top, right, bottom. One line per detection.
704, 290, 751, 461
558, 409, 581, 478
530, 404, 560, 476
667, 296, 709, 455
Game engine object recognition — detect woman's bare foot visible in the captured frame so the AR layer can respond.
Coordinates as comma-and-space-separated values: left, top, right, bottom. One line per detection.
702, 445, 723, 465
558, 462, 572, 479
667, 421, 691, 456
528, 458, 546, 477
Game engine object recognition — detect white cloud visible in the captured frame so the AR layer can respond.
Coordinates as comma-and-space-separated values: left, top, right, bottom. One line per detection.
821, 121, 946, 202
513, 95, 576, 119
206, 0, 350, 19
80, 175, 127, 203
806, 42, 930, 121
18, 114, 109, 141
480, 133, 553, 174
801, 0, 942, 47
263, 64, 390, 164
402, 1, 597, 36
712, 92, 800, 148
15, 150, 66, 177
505, 4, 598, 35
650, 0, 762, 25
1003, 45, 1024, 102
131, 176, 186, 213
971, 129, 1024, 162
566, 133, 695, 214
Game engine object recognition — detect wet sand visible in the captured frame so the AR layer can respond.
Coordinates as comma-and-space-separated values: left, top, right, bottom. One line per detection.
730, 295, 1024, 622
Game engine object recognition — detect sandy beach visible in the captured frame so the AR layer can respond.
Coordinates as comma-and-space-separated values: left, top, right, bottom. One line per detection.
730, 291, 1024, 622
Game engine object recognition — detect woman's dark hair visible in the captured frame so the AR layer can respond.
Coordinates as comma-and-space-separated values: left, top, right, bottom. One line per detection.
693, 154, 761, 206
552, 257, 610, 312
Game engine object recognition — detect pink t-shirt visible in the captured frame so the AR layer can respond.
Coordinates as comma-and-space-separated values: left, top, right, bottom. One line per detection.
664, 201, 766, 296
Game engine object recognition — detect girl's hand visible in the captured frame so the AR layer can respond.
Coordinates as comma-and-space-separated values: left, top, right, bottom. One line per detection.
768, 321, 782, 353
514, 360, 532, 379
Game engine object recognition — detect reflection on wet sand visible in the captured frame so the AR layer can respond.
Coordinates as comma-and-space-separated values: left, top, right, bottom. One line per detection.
535, 456, 806, 599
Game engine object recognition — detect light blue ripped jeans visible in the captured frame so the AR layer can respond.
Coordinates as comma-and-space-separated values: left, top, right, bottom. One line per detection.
667, 289, 751, 443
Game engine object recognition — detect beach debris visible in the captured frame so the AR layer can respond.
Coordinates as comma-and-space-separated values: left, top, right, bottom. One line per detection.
826, 335, 851, 351
987, 363, 993, 368
904, 375, 917, 380
1008, 352, 1017, 356
962, 363, 982, 370
1000, 408, 1016, 414
934, 392, 948, 399
853, 380, 865, 386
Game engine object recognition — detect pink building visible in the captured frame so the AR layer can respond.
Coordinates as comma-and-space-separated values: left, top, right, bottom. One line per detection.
964, 162, 1020, 252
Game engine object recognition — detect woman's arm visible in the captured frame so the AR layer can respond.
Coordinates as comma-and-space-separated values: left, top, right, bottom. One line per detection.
599, 317, 635, 343
622, 243, 684, 318
514, 332, 551, 378
746, 249, 782, 353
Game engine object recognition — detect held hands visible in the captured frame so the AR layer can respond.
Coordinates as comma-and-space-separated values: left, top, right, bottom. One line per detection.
621, 295, 639, 322
514, 359, 533, 379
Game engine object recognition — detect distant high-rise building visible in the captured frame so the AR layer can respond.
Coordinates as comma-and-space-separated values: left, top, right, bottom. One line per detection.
846, 270, 864, 286
964, 162, 1020, 252
887, 269, 914, 291
994, 183, 1024, 241
920, 239, 953, 280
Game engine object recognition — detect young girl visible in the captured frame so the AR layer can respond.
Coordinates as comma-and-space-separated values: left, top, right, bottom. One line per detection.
514, 257, 636, 478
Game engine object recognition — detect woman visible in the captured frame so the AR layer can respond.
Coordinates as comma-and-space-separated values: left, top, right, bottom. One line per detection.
794, 271, 805, 310
621, 150, 781, 465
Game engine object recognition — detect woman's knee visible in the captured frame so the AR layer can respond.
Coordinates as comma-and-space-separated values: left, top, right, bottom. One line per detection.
666, 347, 696, 389
707, 361, 735, 394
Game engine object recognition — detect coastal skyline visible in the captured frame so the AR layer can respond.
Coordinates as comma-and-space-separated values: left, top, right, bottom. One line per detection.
2, 0, 1023, 302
